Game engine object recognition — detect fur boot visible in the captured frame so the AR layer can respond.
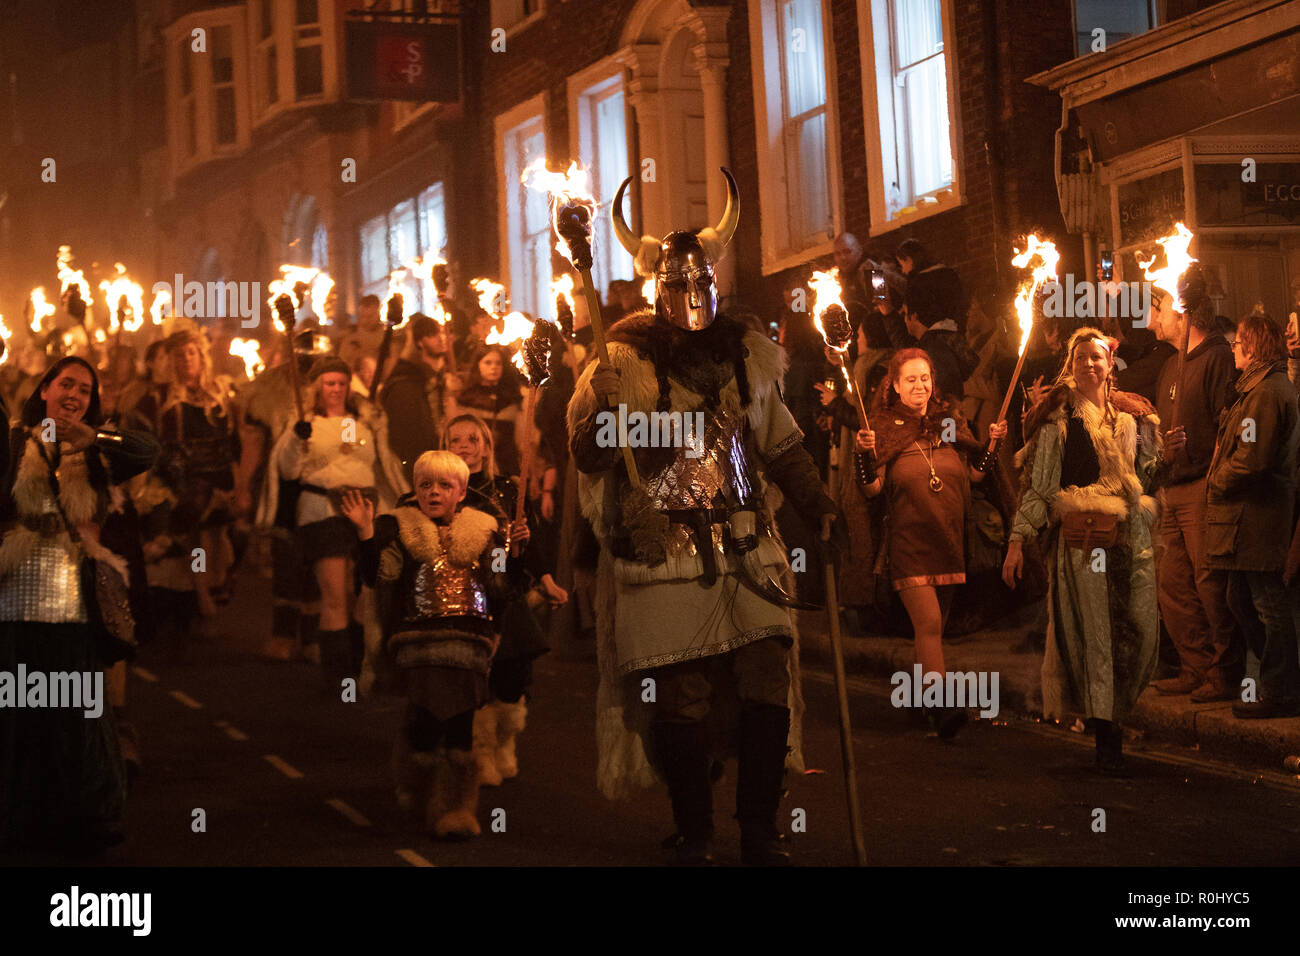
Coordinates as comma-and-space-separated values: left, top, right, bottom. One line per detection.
472, 705, 503, 787
494, 698, 527, 780
430, 748, 482, 840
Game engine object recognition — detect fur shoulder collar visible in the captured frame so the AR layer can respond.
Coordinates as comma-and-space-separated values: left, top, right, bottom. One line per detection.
390, 504, 498, 568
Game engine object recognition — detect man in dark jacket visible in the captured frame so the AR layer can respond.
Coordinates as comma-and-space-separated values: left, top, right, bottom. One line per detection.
1151, 275, 1241, 701
380, 313, 460, 482
1205, 312, 1300, 719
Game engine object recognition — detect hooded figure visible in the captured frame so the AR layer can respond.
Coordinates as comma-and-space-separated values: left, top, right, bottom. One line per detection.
567, 168, 842, 865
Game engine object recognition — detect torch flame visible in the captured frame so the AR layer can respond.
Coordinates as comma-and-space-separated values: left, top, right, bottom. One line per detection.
809, 269, 848, 350
29, 287, 57, 332
229, 337, 265, 380
550, 273, 575, 321
486, 311, 536, 347
472, 278, 507, 317
1137, 222, 1196, 313
521, 159, 597, 267
99, 263, 145, 333
642, 277, 656, 307
267, 265, 334, 327
381, 268, 415, 330
405, 255, 449, 325
56, 245, 91, 306
0, 314, 10, 366
1010, 235, 1061, 356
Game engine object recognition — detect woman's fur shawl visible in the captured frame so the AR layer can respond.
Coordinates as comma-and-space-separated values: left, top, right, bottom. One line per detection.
867, 387, 982, 469
1016, 386, 1160, 526
0, 430, 130, 585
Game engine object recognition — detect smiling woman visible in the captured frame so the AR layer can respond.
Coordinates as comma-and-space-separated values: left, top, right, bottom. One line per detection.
0, 357, 159, 856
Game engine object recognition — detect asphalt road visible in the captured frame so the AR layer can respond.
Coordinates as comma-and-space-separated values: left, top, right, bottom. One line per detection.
8, 570, 1300, 867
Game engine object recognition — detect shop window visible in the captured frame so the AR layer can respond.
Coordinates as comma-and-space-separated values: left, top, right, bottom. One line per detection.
168, 9, 247, 173
749, 0, 841, 271
858, 0, 961, 234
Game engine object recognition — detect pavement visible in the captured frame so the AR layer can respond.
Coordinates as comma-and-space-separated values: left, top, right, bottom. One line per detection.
796, 600, 1300, 775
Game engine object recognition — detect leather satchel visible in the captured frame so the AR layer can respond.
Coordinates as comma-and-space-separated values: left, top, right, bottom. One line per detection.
1060, 510, 1121, 551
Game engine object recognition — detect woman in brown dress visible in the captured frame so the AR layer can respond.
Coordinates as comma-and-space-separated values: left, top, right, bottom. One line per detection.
855, 348, 1006, 736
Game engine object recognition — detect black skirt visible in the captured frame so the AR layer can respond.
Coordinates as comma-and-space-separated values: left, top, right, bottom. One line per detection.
0, 621, 126, 854
297, 516, 358, 560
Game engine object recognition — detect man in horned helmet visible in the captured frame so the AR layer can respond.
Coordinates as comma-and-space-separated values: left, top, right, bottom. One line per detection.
567, 169, 842, 865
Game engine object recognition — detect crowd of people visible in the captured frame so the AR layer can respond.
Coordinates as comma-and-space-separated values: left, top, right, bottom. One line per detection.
2, 218, 1298, 863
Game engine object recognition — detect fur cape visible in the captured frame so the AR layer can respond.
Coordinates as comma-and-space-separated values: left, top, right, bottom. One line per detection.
1016, 386, 1160, 528
255, 395, 410, 530
867, 388, 983, 470
0, 430, 130, 586
564, 309, 806, 800
360, 503, 500, 695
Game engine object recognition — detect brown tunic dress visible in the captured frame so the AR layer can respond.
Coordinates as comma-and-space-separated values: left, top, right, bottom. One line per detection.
885, 441, 969, 590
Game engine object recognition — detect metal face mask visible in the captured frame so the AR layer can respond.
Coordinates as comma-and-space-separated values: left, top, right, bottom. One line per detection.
656, 232, 718, 331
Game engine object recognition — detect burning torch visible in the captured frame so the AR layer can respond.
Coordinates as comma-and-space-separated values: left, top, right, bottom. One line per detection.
982, 235, 1060, 470
1138, 222, 1196, 430
267, 278, 308, 426
491, 312, 555, 525
523, 159, 640, 487
810, 269, 876, 483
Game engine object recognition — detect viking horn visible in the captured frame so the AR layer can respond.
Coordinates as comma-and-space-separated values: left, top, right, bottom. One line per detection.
611, 176, 639, 256
714, 167, 739, 248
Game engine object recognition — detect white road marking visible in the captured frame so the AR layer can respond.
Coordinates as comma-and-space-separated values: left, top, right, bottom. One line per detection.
263, 754, 304, 779
326, 799, 372, 827
214, 720, 249, 742
131, 666, 159, 683
168, 690, 203, 709
395, 848, 435, 867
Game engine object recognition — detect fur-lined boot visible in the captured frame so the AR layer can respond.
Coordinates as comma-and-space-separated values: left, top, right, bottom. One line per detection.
429, 748, 481, 839
472, 705, 503, 787
493, 698, 527, 780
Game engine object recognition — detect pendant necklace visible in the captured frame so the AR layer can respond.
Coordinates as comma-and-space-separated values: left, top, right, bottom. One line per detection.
914, 440, 944, 493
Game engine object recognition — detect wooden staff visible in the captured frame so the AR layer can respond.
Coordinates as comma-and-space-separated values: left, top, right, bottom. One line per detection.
274, 294, 306, 422
372, 293, 403, 403
515, 383, 539, 525
822, 538, 867, 866
556, 200, 640, 487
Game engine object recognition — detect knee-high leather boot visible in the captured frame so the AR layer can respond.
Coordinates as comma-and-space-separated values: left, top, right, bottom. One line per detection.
736, 702, 792, 866
652, 720, 714, 864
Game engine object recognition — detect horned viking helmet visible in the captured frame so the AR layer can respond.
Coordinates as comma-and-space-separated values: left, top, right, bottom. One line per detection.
611, 168, 740, 331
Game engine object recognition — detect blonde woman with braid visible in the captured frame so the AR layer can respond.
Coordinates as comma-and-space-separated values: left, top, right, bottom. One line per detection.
1002, 328, 1162, 775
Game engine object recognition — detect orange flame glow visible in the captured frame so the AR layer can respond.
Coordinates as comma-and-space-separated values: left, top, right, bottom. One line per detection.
0, 315, 10, 366
642, 278, 656, 307
29, 287, 57, 332
380, 268, 415, 330
809, 269, 847, 351
1137, 222, 1196, 313
99, 263, 146, 333
472, 278, 507, 317
550, 273, 575, 321
486, 311, 535, 347
229, 337, 265, 379
1011, 235, 1060, 356
57, 245, 91, 306
267, 265, 334, 327
521, 159, 597, 268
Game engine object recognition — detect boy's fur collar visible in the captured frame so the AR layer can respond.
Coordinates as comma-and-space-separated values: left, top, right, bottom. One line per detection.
391, 503, 498, 567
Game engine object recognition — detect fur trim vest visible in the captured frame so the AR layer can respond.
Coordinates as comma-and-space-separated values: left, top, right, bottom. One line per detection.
383, 504, 500, 578
0, 431, 130, 584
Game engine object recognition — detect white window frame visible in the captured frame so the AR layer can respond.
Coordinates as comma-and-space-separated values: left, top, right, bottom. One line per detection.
358, 183, 449, 306
491, 0, 546, 39
249, 0, 339, 126
568, 58, 635, 306
858, 0, 963, 237
495, 94, 549, 319
747, 0, 845, 275
166, 8, 250, 179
